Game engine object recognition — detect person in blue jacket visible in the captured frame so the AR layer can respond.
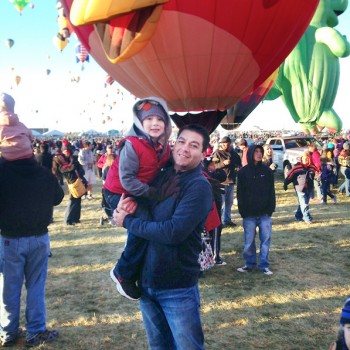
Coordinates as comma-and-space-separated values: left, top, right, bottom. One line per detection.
114, 124, 213, 350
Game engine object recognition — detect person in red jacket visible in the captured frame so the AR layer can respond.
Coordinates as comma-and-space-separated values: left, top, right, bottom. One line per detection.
106, 97, 177, 301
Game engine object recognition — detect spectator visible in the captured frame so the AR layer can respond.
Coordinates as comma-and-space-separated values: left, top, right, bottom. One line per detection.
35, 143, 53, 170
202, 155, 227, 265
308, 143, 323, 203
236, 145, 276, 275
283, 152, 318, 224
113, 124, 213, 350
78, 141, 96, 199
238, 138, 249, 167
262, 144, 278, 172
329, 296, 350, 350
320, 156, 337, 204
212, 136, 242, 227
0, 92, 64, 347
53, 146, 87, 225
338, 142, 350, 196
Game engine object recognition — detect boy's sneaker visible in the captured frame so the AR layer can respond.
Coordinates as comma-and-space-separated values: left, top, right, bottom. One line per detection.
110, 269, 141, 301
87, 194, 94, 200
237, 265, 253, 273
262, 268, 273, 275
0, 328, 22, 347
26, 329, 59, 348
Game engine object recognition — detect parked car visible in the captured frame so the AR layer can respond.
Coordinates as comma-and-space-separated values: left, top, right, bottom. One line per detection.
265, 136, 322, 177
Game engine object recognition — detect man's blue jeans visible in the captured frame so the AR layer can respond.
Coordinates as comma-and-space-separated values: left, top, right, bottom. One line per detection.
221, 183, 234, 224
242, 215, 272, 270
140, 284, 205, 350
0, 234, 49, 339
295, 190, 312, 223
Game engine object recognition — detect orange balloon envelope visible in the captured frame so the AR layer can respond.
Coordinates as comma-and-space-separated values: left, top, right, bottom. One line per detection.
61, 0, 319, 114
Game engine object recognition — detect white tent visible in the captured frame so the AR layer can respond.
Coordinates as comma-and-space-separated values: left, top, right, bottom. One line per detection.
42, 129, 65, 137
30, 129, 42, 137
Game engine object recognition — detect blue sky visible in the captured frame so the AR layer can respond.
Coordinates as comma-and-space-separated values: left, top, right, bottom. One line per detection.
0, 1, 349, 133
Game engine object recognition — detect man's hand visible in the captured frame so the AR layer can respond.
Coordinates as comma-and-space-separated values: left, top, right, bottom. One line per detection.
113, 207, 129, 227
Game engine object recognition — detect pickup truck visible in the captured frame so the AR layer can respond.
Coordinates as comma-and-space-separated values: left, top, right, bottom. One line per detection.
265, 136, 322, 177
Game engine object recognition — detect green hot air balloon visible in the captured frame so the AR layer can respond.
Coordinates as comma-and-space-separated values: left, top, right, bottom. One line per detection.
266, 0, 350, 135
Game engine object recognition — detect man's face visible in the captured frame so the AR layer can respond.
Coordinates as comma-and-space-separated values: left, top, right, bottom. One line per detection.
220, 142, 230, 151
253, 148, 263, 163
173, 129, 206, 172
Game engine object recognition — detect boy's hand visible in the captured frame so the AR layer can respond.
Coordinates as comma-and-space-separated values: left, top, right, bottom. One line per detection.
117, 193, 138, 214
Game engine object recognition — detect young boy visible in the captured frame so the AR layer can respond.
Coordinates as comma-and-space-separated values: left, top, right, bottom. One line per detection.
104, 97, 175, 300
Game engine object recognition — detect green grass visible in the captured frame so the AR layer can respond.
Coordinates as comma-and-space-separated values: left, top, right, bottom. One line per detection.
13, 174, 350, 349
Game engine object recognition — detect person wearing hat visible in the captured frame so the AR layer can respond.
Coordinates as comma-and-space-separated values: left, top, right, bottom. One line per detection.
105, 97, 178, 300
212, 136, 242, 227
52, 145, 88, 225
283, 152, 319, 224
0, 92, 64, 347
202, 155, 227, 265
329, 296, 350, 350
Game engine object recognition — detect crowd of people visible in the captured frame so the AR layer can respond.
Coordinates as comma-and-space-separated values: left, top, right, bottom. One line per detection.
0, 91, 349, 348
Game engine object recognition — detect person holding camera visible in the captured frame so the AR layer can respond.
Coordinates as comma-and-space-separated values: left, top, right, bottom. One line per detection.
262, 144, 278, 172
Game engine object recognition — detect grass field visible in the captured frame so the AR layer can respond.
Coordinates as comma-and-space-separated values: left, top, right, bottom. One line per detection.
12, 174, 350, 349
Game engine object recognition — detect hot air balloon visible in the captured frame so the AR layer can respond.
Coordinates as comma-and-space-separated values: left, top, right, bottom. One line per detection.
14, 75, 21, 86
75, 44, 89, 70
10, 0, 30, 14
53, 33, 68, 51
46, 69, 51, 76
220, 68, 279, 130
105, 75, 115, 86
266, 0, 350, 134
62, 0, 319, 131
5, 39, 14, 48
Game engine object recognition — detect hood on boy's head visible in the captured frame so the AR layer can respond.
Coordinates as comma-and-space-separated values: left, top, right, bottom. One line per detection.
129, 96, 172, 145
247, 144, 264, 165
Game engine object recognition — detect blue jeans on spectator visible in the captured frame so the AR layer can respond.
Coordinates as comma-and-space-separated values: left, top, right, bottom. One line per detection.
295, 190, 312, 223
140, 284, 204, 350
221, 183, 234, 224
338, 166, 350, 196
242, 215, 272, 270
0, 234, 49, 340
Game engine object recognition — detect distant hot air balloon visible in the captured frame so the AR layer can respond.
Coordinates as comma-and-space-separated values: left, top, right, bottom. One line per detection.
53, 33, 68, 51
14, 75, 21, 86
46, 69, 51, 76
29, 2, 34, 8
75, 44, 89, 70
105, 75, 115, 86
5, 39, 14, 48
10, 0, 30, 14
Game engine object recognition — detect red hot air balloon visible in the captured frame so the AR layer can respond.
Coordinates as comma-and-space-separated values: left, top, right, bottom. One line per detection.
61, 0, 319, 130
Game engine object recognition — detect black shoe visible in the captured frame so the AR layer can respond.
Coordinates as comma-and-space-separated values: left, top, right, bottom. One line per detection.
66, 222, 75, 226
109, 269, 141, 301
0, 328, 22, 347
26, 329, 59, 348
223, 221, 237, 227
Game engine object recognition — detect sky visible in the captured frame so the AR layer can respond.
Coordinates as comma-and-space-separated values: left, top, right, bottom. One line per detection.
0, 1, 349, 134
